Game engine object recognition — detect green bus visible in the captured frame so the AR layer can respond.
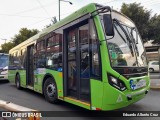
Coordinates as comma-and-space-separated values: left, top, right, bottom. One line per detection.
8, 3, 150, 110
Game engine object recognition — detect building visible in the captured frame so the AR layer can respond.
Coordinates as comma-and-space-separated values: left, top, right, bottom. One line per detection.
144, 40, 160, 62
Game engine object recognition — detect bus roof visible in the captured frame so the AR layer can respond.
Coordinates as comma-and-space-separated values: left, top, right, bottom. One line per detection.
9, 3, 135, 53
9, 3, 97, 53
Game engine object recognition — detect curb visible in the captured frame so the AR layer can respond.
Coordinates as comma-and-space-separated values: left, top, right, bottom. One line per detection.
0, 100, 36, 111
150, 86, 160, 89
0, 99, 40, 120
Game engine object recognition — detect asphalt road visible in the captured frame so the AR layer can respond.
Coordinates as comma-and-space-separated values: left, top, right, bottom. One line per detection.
0, 80, 160, 120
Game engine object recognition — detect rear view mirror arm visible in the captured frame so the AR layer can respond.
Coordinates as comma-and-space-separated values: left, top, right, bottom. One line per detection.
89, 6, 112, 18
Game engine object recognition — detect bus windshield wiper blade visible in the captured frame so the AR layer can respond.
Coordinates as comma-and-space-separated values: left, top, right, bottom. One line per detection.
131, 28, 139, 56
113, 19, 134, 57
113, 19, 132, 42
131, 27, 138, 44
114, 23, 127, 43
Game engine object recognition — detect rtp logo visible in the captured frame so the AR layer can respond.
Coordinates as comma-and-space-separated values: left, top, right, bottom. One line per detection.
130, 79, 136, 90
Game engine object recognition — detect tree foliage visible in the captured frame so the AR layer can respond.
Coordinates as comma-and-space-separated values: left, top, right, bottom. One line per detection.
0, 28, 39, 53
13, 28, 39, 46
45, 16, 58, 28
148, 15, 160, 44
121, 2, 151, 42
1, 42, 14, 53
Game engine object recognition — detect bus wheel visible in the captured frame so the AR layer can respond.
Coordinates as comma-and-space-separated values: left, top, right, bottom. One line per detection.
149, 68, 154, 72
16, 74, 21, 89
44, 78, 58, 103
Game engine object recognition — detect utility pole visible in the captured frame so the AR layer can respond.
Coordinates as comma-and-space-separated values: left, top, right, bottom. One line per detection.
59, 0, 72, 21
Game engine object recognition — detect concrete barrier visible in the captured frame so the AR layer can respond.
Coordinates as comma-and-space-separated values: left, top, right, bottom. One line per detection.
0, 99, 41, 120
150, 79, 160, 89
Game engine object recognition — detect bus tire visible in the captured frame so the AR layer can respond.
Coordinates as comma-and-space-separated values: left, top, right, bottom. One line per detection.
43, 78, 58, 103
15, 74, 21, 89
149, 68, 154, 72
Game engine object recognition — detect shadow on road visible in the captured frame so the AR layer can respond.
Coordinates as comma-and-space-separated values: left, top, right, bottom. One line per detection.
6, 83, 159, 112
9, 84, 44, 99
0, 80, 9, 84
1, 83, 159, 120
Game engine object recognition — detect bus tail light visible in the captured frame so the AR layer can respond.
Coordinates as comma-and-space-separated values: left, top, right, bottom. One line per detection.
96, 108, 101, 111
108, 75, 126, 91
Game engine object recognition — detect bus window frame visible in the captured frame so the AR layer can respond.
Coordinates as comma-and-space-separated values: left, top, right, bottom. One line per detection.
89, 18, 102, 80
36, 39, 46, 51
45, 30, 62, 71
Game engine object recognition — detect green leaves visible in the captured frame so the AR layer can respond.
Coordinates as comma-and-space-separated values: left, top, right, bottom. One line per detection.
13, 28, 39, 46
0, 42, 14, 53
148, 15, 160, 44
0, 28, 39, 53
121, 2, 151, 42
121, 2, 160, 44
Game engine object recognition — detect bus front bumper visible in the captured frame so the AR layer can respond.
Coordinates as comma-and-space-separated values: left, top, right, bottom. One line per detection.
0, 74, 8, 80
126, 89, 149, 101
101, 84, 150, 111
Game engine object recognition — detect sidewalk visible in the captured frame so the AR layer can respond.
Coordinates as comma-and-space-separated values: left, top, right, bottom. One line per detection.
0, 99, 40, 120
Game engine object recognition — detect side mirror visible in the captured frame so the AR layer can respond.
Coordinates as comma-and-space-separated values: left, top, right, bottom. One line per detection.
103, 14, 114, 36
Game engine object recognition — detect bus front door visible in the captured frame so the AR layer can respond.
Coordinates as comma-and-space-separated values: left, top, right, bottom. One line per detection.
26, 44, 34, 87
64, 22, 90, 102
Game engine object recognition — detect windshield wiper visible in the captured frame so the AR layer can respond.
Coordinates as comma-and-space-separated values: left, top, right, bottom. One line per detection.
113, 18, 134, 57
131, 27, 138, 44
130, 28, 139, 56
114, 23, 127, 43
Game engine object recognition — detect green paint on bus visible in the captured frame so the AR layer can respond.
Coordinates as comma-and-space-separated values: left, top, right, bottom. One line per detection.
8, 3, 150, 110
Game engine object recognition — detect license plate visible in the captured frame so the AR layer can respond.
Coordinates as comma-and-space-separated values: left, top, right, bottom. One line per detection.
135, 80, 146, 89
130, 79, 146, 90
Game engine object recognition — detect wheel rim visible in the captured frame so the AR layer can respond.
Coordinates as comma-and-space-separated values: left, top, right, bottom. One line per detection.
149, 69, 153, 72
46, 83, 56, 97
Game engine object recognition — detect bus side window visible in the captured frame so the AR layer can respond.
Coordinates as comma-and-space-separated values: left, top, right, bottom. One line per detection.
36, 40, 46, 68
46, 30, 63, 71
22, 49, 27, 69
90, 19, 101, 78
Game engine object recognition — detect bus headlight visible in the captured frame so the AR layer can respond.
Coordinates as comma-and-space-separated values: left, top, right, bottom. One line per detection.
108, 75, 126, 91
1, 70, 8, 75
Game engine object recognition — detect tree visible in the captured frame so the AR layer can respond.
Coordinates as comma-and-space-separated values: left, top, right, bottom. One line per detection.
45, 16, 58, 28
12, 28, 39, 46
121, 2, 151, 42
0, 28, 39, 53
1, 42, 14, 53
148, 14, 160, 44
0, 49, 5, 53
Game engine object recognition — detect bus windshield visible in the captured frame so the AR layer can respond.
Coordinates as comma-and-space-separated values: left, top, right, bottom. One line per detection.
0, 54, 8, 68
131, 28, 147, 66
107, 21, 137, 67
103, 13, 147, 67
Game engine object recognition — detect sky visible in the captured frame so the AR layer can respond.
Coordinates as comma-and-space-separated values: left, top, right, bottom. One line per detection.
0, 0, 160, 45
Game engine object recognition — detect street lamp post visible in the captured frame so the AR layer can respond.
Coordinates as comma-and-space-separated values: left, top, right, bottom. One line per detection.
59, 0, 72, 21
